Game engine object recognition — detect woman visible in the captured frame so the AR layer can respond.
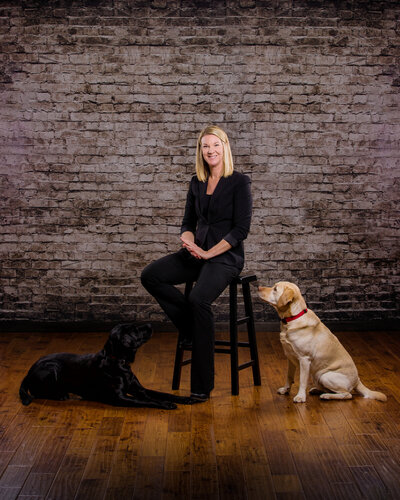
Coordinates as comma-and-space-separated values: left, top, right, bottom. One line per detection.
141, 125, 252, 401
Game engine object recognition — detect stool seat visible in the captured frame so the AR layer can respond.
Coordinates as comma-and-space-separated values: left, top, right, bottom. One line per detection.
172, 273, 261, 395
232, 274, 258, 284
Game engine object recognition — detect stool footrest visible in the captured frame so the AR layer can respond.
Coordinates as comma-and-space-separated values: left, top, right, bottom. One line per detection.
238, 360, 255, 371
215, 347, 231, 354
215, 340, 251, 348
237, 316, 250, 326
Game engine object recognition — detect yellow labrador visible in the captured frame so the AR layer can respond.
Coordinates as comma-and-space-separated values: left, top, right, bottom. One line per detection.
258, 281, 386, 403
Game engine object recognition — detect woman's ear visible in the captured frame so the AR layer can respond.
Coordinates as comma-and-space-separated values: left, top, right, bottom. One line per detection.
277, 287, 295, 309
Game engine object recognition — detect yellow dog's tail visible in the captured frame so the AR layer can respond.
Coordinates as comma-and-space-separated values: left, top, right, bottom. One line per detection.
356, 380, 387, 402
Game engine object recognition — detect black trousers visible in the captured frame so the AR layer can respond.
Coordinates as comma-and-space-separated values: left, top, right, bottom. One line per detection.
140, 250, 240, 394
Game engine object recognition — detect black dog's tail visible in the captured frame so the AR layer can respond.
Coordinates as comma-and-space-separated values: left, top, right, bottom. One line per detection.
19, 376, 33, 406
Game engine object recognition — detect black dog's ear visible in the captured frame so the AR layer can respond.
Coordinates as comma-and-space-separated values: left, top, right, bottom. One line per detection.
104, 323, 123, 355
136, 323, 153, 337
103, 336, 115, 357
110, 323, 124, 336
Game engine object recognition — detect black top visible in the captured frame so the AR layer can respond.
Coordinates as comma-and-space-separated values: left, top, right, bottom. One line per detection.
202, 194, 212, 218
180, 171, 252, 270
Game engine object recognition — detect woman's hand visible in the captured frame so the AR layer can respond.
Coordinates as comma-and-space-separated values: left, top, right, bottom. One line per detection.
180, 235, 232, 261
180, 231, 195, 244
180, 236, 210, 260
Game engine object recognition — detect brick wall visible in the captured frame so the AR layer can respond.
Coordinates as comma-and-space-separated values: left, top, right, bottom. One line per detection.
1, 0, 399, 328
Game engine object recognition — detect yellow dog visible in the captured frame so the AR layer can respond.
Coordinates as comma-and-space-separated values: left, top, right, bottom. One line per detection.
259, 282, 387, 403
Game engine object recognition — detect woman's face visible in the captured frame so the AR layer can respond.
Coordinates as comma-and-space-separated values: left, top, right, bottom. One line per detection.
201, 134, 224, 171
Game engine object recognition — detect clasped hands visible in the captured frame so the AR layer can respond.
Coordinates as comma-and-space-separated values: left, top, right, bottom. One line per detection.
180, 236, 210, 260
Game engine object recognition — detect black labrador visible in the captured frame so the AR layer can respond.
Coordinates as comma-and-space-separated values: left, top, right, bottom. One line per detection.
19, 323, 196, 409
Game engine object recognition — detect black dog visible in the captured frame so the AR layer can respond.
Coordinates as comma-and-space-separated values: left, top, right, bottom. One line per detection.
19, 323, 196, 410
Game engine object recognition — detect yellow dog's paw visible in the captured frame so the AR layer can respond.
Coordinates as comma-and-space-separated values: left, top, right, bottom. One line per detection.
293, 393, 306, 403
277, 386, 290, 395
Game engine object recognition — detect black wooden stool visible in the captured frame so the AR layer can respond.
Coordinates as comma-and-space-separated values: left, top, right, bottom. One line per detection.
172, 274, 261, 396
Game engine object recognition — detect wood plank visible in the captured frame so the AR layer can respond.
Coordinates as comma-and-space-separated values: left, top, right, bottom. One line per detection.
292, 450, 337, 499
339, 444, 373, 467
355, 432, 387, 452
164, 431, 191, 472
217, 455, 247, 500
97, 416, 125, 437
235, 402, 274, 498
102, 409, 148, 500
46, 452, 90, 500
214, 414, 241, 457
132, 456, 164, 500
0, 453, 13, 478
163, 470, 190, 500
272, 473, 303, 494
0, 415, 32, 453
167, 403, 191, 433
322, 409, 359, 445
242, 463, 275, 500
312, 437, 354, 483
117, 410, 148, 456
0, 329, 400, 500
30, 426, 71, 474
141, 410, 169, 457
329, 482, 363, 500
368, 450, 400, 498
9, 426, 51, 467
261, 429, 298, 475
190, 417, 216, 467
104, 450, 138, 500
191, 464, 218, 500
349, 465, 388, 499
75, 478, 109, 500
0, 487, 20, 500
18, 472, 54, 497
81, 436, 118, 480
0, 465, 30, 489
46, 426, 98, 500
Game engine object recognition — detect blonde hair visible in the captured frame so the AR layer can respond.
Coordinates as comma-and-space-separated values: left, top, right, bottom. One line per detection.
195, 125, 234, 182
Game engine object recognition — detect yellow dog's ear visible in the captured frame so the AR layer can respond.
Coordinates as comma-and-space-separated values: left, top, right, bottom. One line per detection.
277, 287, 294, 309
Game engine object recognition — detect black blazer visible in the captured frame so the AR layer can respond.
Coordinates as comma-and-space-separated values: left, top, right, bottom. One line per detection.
180, 171, 252, 270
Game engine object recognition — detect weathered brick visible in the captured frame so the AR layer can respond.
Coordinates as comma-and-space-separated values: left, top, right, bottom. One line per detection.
0, 0, 399, 327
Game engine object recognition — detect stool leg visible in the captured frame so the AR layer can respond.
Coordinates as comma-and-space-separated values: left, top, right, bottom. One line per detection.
172, 340, 184, 390
229, 281, 239, 396
172, 281, 193, 390
242, 282, 261, 386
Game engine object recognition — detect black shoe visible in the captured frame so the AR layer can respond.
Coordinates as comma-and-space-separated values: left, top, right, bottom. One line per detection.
190, 392, 209, 401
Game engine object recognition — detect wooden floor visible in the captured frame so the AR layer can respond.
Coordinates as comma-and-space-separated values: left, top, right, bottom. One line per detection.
1, 328, 400, 500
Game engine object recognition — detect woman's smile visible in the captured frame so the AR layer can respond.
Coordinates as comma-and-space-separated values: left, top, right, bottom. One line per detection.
201, 134, 224, 170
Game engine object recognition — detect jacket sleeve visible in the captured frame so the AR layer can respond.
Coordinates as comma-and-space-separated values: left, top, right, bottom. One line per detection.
180, 177, 198, 235
223, 175, 252, 248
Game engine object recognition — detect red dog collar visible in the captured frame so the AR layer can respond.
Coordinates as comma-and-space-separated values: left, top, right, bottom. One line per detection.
281, 309, 308, 324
